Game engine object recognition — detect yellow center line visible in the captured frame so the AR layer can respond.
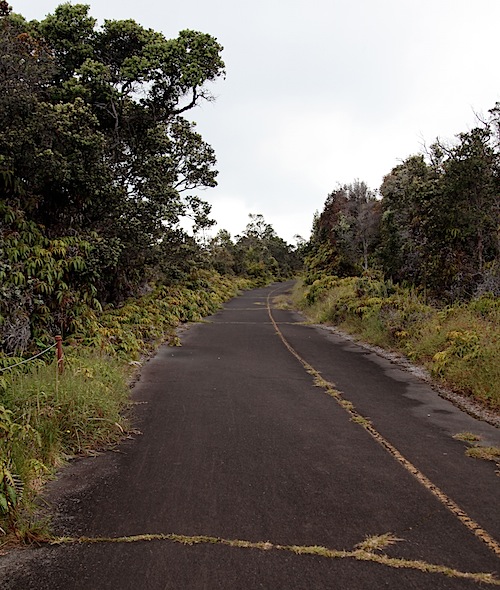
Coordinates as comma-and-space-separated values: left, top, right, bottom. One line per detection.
266, 287, 500, 559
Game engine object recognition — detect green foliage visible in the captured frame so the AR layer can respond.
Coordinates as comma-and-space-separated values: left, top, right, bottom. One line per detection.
0, 3, 225, 319
0, 353, 128, 531
302, 275, 344, 305
79, 270, 251, 357
207, 214, 302, 283
0, 6, 294, 364
0, 202, 101, 354
0, 270, 254, 534
432, 330, 481, 376
0, 405, 33, 522
306, 104, 500, 303
378, 124, 500, 300
0, 3, 296, 539
304, 181, 381, 283
298, 278, 500, 410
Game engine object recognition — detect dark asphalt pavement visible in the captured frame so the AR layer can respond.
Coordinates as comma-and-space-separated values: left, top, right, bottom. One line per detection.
2, 281, 499, 589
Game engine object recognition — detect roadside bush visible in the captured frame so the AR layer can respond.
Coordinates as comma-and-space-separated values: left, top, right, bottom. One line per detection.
298, 277, 500, 410
0, 270, 255, 536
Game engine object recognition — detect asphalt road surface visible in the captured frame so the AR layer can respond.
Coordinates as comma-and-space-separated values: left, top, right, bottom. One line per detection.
2, 281, 500, 589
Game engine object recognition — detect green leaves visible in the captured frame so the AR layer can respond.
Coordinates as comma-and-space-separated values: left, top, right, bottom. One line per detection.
206, 215, 300, 281
305, 182, 381, 281
378, 124, 500, 300
0, 4, 226, 325
38, 3, 97, 81
0, 404, 37, 520
0, 202, 102, 353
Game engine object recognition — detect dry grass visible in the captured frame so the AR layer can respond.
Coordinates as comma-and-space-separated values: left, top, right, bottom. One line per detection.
43, 530, 500, 585
453, 432, 482, 443
465, 446, 500, 463
296, 277, 500, 411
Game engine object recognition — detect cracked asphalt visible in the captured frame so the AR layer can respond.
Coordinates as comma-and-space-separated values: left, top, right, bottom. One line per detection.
1, 281, 499, 589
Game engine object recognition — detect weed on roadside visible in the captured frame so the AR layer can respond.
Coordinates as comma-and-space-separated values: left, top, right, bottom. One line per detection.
297, 277, 500, 411
453, 432, 482, 443
465, 446, 500, 463
0, 272, 257, 538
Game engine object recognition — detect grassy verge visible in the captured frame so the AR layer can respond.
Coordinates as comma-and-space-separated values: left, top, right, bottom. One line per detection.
0, 271, 255, 540
295, 275, 500, 411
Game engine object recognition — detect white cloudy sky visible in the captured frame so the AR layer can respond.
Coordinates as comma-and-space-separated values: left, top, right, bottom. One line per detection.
12, 0, 500, 242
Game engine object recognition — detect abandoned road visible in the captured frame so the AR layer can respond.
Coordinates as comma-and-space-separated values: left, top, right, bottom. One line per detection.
2, 281, 499, 589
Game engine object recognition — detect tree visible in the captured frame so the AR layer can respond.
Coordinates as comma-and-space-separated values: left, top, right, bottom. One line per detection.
305, 181, 381, 281
207, 230, 236, 275
1, 4, 225, 305
378, 124, 500, 299
206, 216, 299, 281
235, 214, 297, 280
0, 3, 226, 349
439, 129, 498, 273
378, 156, 437, 286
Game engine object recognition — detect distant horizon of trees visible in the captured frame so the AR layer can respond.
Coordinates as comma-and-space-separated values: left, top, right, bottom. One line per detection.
305, 104, 500, 301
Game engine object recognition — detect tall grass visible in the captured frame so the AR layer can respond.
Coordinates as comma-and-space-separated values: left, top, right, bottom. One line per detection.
296, 276, 500, 411
2, 353, 129, 482
0, 271, 255, 537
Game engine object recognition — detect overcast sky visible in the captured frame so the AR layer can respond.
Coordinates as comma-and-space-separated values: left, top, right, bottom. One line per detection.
12, 0, 500, 243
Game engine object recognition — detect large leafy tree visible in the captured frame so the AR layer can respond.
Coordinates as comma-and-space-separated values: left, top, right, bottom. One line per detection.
0, 2, 225, 351
305, 181, 381, 281
438, 129, 498, 276
1, 3, 225, 305
378, 155, 439, 286
379, 126, 500, 299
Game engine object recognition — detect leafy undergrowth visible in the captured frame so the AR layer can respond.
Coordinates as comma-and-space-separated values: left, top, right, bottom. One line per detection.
0, 271, 255, 540
295, 275, 500, 412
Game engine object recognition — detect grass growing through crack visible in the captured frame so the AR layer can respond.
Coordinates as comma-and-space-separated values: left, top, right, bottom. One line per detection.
452, 433, 500, 465
44, 530, 500, 585
453, 432, 482, 443
355, 533, 403, 552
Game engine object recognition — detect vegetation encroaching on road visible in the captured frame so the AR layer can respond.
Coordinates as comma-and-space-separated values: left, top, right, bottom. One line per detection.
295, 274, 500, 411
299, 98, 500, 415
0, 271, 258, 539
0, 2, 301, 539
2, 0, 499, 550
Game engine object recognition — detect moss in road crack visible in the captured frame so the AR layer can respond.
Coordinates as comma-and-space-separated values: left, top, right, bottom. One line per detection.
39, 530, 500, 586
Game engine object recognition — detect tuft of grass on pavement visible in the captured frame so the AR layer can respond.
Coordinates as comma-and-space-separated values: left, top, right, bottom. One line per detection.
465, 446, 500, 463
